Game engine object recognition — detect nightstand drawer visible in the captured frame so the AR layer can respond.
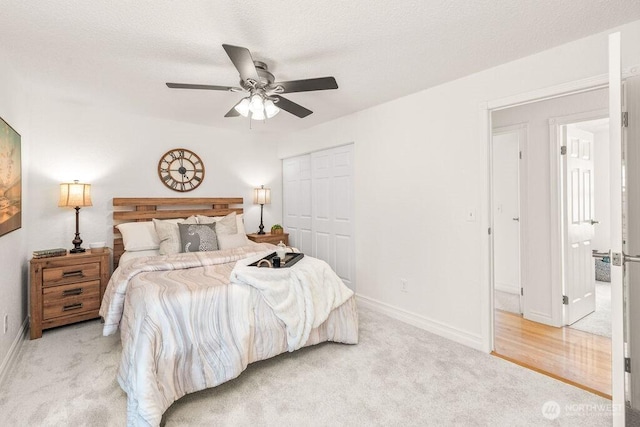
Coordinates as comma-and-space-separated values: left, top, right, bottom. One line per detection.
42, 262, 101, 287
42, 280, 101, 320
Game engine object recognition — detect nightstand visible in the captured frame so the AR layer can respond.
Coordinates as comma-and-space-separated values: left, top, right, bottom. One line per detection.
247, 232, 289, 246
29, 249, 111, 339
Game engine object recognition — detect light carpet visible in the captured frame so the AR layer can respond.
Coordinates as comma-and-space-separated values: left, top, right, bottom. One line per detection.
0, 304, 613, 426
569, 281, 612, 338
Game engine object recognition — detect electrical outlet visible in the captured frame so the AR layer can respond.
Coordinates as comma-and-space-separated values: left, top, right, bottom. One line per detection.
400, 279, 408, 293
3, 314, 7, 334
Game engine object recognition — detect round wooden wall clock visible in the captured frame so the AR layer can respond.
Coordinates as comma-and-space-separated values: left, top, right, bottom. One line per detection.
158, 148, 205, 192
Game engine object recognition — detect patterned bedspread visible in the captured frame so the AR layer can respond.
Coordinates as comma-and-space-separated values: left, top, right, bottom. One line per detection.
99, 245, 359, 426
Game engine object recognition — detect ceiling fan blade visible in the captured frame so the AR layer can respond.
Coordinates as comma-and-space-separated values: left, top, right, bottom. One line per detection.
273, 95, 313, 118
269, 77, 338, 94
224, 101, 242, 117
222, 44, 260, 84
166, 82, 242, 92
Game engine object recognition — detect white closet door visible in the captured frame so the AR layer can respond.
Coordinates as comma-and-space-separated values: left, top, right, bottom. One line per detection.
283, 155, 312, 255
283, 144, 355, 291
312, 145, 355, 290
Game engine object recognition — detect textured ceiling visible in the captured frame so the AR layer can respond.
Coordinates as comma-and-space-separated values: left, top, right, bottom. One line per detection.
1, 1, 639, 133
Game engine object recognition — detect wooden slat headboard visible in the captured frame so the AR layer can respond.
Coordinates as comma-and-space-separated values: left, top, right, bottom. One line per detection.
113, 197, 243, 268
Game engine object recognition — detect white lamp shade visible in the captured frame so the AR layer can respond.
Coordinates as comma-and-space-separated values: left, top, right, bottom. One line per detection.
251, 108, 265, 121
249, 94, 264, 114
264, 99, 280, 118
253, 186, 271, 205
59, 181, 92, 207
234, 98, 250, 117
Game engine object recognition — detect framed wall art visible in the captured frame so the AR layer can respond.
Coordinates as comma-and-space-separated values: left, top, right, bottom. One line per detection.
0, 117, 21, 237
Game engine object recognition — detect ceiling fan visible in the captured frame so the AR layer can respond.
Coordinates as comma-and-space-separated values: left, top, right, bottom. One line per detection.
166, 44, 338, 120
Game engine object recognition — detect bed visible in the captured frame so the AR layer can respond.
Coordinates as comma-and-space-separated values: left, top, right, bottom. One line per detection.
100, 198, 359, 426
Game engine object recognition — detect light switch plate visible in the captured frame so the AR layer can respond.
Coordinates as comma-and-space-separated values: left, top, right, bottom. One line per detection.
466, 209, 477, 222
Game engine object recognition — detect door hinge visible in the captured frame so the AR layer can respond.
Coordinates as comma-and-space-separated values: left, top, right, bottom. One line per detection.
626, 357, 631, 373
562, 295, 569, 305
519, 151, 522, 159
521, 287, 524, 296
560, 146, 567, 155
622, 112, 628, 128
488, 227, 491, 235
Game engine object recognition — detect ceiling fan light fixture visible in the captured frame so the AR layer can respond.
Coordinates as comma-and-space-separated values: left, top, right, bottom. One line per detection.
264, 99, 280, 118
234, 97, 250, 117
251, 108, 265, 121
249, 94, 264, 115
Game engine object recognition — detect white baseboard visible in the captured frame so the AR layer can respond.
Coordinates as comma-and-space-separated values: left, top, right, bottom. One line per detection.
0, 317, 28, 387
356, 294, 484, 351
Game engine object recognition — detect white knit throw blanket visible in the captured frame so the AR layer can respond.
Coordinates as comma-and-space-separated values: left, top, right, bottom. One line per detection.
230, 254, 354, 351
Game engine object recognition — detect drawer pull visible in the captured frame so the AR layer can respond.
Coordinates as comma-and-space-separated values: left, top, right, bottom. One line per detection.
62, 303, 83, 312
62, 288, 83, 296
62, 270, 84, 278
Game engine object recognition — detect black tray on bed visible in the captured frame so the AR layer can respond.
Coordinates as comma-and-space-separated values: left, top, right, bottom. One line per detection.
248, 252, 304, 268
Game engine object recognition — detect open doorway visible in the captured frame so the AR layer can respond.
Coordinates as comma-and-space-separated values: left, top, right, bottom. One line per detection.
490, 88, 612, 398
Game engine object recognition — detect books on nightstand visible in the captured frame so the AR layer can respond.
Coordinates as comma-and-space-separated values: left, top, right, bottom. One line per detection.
32, 248, 67, 259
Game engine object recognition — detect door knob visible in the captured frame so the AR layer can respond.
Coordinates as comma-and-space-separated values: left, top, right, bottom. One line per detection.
592, 250, 610, 260
590, 219, 600, 225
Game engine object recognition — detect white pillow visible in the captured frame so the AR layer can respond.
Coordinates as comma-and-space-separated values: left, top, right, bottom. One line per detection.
236, 213, 246, 235
116, 222, 160, 251
118, 249, 160, 266
218, 233, 250, 250
153, 216, 198, 255
197, 212, 243, 236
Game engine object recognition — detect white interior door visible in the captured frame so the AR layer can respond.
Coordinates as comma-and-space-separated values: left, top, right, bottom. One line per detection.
282, 155, 312, 254
625, 76, 640, 415
492, 129, 522, 309
564, 125, 597, 325
609, 31, 625, 427
312, 145, 355, 290
284, 144, 355, 291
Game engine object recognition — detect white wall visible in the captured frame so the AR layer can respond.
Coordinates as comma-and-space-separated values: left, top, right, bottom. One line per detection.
0, 57, 30, 368
492, 89, 608, 323
0, 61, 284, 367
25, 96, 283, 255
278, 21, 640, 350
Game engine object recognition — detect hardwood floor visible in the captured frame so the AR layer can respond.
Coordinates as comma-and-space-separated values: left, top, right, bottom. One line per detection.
493, 310, 612, 399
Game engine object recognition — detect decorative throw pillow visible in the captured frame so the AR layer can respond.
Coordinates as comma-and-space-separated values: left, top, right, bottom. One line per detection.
116, 222, 160, 251
178, 223, 219, 253
217, 233, 250, 250
153, 216, 198, 255
196, 211, 238, 235
236, 213, 247, 235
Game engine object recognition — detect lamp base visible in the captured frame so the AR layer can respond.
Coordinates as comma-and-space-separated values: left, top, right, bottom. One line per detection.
70, 228, 85, 253
257, 203, 266, 235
